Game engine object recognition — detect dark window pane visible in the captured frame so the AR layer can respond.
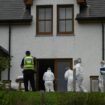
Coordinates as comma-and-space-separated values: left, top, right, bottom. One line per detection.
46, 8, 52, 19
59, 21, 65, 32
39, 8, 45, 20
59, 8, 65, 19
66, 20, 72, 32
39, 21, 45, 32
46, 21, 51, 32
66, 8, 72, 19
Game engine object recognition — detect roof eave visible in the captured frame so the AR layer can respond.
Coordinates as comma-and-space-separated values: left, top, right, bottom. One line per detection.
76, 15, 105, 23
0, 17, 32, 25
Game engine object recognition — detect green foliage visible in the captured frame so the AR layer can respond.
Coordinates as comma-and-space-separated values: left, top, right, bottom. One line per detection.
44, 92, 59, 105
0, 91, 41, 105
0, 56, 10, 71
87, 92, 105, 105
0, 91, 105, 105
57, 92, 88, 105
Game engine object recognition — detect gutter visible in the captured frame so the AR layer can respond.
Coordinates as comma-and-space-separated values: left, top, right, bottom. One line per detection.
102, 23, 105, 60
8, 24, 11, 80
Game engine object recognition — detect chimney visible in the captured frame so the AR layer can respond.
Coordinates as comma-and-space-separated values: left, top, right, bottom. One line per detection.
24, 0, 33, 6
76, 0, 87, 5
24, 0, 33, 14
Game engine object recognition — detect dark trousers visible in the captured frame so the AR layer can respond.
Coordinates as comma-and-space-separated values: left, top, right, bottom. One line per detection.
23, 70, 35, 91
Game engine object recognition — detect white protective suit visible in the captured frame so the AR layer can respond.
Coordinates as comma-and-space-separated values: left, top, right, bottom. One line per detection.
64, 68, 73, 91
99, 62, 105, 92
74, 60, 88, 92
43, 68, 55, 92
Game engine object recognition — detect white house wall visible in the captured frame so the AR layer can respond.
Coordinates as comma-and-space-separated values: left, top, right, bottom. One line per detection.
75, 23, 102, 90
0, 0, 103, 91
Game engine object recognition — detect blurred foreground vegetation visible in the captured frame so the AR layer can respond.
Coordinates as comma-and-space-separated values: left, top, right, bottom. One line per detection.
0, 91, 105, 105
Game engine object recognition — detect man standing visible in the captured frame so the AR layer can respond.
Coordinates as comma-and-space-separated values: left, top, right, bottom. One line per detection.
43, 67, 55, 92
64, 67, 73, 91
99, 60, 105, 92
74, 58, 87, 92
20, 51, 37, 91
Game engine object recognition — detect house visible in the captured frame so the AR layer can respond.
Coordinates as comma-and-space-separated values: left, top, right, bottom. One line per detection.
0, 0, 105, 91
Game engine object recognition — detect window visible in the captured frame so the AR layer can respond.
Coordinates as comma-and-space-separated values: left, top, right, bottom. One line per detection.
57, 5, 74, 35
36, 5, 53, 35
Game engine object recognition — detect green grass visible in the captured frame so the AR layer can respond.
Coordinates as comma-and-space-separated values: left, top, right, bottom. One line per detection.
0, 91, 105, 105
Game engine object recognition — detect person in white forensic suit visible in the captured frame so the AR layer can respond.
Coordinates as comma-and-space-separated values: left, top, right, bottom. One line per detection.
64, 67, 73, 91
43, 67, 55, 92
99, 61, 105, 92
74, 58, 88, 92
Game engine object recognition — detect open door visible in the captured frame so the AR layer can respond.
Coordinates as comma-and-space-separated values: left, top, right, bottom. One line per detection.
36, 58, 73, 91
55, 59, 73, 92
37, 59, 54, 90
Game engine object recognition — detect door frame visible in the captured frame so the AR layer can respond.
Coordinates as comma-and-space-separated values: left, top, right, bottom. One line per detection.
36, 58, 73, 91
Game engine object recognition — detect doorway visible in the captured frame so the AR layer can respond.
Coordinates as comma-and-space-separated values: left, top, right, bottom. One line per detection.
37, 59, 54, 90
37, 59, 73, 91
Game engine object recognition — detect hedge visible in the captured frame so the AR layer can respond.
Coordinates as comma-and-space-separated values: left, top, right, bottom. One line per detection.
0, 91, 105, 105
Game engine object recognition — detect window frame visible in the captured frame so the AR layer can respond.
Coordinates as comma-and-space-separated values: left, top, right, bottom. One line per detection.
36, 5, 53, 36
57, 5, 74, 35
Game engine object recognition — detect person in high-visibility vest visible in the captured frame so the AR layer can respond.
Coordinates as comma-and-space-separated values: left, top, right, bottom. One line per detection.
20, 51, 37, 91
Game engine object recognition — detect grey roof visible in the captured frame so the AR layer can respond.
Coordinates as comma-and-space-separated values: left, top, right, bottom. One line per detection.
0, 0, 32, 24
0, 0, 104, 22
76, 0, 105, 21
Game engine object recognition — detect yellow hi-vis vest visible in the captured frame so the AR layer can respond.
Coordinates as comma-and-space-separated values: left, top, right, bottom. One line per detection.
23, 56, 34, 70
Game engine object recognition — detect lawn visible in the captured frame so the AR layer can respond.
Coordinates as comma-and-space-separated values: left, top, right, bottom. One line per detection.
0, 91, 105, 105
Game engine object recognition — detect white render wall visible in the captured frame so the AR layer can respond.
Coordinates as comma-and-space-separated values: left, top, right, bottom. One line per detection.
0, 0, 102, 91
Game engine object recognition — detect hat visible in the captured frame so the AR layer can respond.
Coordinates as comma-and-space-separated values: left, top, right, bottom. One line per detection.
25, 51, 31, 55
77, 58, 81, 63
47, 67, 51, 70
65, 67, 70, 70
